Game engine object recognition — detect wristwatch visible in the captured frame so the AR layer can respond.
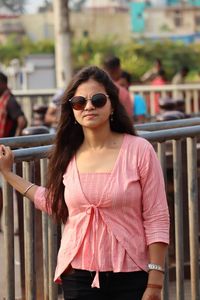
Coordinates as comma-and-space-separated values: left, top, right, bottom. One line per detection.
147, 263, 165, 273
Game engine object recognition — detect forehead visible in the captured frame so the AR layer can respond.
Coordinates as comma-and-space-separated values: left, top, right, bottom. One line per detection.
75, 79, 106, 96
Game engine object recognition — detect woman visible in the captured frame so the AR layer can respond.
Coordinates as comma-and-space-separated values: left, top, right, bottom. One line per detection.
0, 66, 169, 300
151, 69, 167, 115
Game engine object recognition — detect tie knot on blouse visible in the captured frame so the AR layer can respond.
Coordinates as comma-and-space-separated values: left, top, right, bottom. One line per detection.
86, 204, 99, 215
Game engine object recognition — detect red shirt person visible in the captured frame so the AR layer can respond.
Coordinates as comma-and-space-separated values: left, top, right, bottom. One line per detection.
0, 72, 27, 232
0, 72, 27, 138
103, 56, 133, 119
151, 69, 167, 114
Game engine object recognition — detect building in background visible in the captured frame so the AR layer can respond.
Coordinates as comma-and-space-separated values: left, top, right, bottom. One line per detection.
82, 0, 130, 11
23, 54, 56, 89
1, 0, 200, 89
130, 0, 200, 42
20, 8, 132, 43
0, 6, 25, 44
1, 0, 200, 45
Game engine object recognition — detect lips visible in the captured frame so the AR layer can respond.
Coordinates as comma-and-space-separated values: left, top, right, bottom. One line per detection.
83, 114, 98, 118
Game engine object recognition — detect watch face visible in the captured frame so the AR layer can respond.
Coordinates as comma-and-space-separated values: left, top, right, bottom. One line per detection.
148, 263, 164, 272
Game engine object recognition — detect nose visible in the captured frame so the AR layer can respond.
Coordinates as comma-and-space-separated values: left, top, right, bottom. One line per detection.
84, 99, 95, 110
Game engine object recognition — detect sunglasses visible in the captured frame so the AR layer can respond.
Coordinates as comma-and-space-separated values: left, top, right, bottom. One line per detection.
69, 93, 108, 110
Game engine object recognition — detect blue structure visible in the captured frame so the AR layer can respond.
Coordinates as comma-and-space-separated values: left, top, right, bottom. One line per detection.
130, 0, 200, 42
130, 2, 146, 33
166, 0, 200, 5
166, 0, 179, 5
187, 0, 200, 5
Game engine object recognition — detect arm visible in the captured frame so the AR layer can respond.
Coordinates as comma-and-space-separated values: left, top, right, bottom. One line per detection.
7, 96, 27, 136
0, 145, 38, 201
147, 242, 167, 286
141, 242, 167, 300
140, 67, 156, 83
139, 142, 169, 299
15, 115, 27, 136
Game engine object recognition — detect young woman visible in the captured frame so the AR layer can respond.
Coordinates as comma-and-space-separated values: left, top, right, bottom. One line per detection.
0, 66, 169, 300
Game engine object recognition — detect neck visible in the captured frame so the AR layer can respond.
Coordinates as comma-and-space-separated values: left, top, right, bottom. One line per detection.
82, 125, 115, 150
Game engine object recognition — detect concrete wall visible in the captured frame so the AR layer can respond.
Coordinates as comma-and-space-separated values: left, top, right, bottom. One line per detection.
2, 7, 200, 43
20, 11, 132, 43
145, 6, 200, 35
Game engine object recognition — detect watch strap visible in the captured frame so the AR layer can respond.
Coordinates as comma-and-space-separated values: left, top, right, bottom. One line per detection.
147, 263, 165, 273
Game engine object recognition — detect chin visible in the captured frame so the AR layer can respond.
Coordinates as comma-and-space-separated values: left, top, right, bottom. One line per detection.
82, 120, 104, 129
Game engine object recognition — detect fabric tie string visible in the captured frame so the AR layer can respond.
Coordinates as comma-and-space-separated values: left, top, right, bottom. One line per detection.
86, 204, 100, 288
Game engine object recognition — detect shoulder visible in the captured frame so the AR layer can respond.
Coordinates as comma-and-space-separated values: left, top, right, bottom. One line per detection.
7, 94, 24, 116
125, 134, 152, 150
172, 73, 181, 84
7, 94, 20, 107
124, 134, 154, 159
115, 83, 129, 97
7, 93, 16, 102
124, 135, 161, 175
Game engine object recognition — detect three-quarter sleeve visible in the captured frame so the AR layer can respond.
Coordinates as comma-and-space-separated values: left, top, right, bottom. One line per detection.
34, 186, 51, 215
138, 142, 170, 245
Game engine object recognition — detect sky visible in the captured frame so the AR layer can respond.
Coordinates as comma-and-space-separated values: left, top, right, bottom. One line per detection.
25, 0, 49, 13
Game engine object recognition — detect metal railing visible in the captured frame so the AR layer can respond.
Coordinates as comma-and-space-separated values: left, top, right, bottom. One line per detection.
12, 83, 200, 124
129, 83, 200, 117
1, 119, 200, 300
13, 89, 56, 125
135, 117, 200, 132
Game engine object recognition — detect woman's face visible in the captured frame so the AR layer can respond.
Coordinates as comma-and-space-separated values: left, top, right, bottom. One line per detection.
70, 79, 113, 129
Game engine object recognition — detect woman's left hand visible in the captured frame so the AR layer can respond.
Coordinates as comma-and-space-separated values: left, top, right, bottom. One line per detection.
0, 145, 14, 175
141, 287, 162, 300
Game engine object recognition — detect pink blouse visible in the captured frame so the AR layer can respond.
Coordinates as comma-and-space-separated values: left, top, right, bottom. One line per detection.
34, 134, 170, 288
71, 173, 140, 273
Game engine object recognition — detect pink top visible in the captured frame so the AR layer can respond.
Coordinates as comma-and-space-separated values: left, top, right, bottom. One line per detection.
151, 77, 166, 114
34, 134, 169, 288
72, 173, 140, 274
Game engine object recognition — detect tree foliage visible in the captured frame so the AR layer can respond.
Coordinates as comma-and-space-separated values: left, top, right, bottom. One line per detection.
0, 36, 54, 64
72, 38, 200, 81
1, 36, 200, 81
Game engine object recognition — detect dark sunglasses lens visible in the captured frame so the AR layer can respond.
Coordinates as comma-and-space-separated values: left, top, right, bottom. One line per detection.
92, 93, 107, 108
70, 96, 86, 110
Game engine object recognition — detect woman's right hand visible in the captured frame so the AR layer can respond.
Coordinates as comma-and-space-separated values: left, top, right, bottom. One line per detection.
0, 145, 14, 175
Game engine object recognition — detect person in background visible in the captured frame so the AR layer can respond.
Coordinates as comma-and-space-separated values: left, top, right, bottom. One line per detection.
103, 56, 133, 118
171, 66, 189, 102
133, 92, 148, 123
151, 69, 167, 114
117, 70, 132, 90
0, 71, 27, 232
172, 66, 189, 84
141, 58, 163, 84
0, 72, 27, 138
171, 66, 189, 85
44, 89, 64, 133
0, 66, 169, 300
117, 71, 147, 123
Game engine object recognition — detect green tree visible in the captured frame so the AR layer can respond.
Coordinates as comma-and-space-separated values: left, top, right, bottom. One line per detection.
1, 36, 200, 82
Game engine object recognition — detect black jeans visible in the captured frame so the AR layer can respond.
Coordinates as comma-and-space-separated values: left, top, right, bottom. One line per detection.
61, 269, 148, 300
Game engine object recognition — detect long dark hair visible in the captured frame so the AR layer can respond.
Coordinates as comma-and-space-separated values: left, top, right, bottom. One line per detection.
46, 66, 136, 223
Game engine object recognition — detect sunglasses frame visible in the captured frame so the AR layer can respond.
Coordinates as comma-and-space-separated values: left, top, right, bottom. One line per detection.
69, 93, 109, 110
